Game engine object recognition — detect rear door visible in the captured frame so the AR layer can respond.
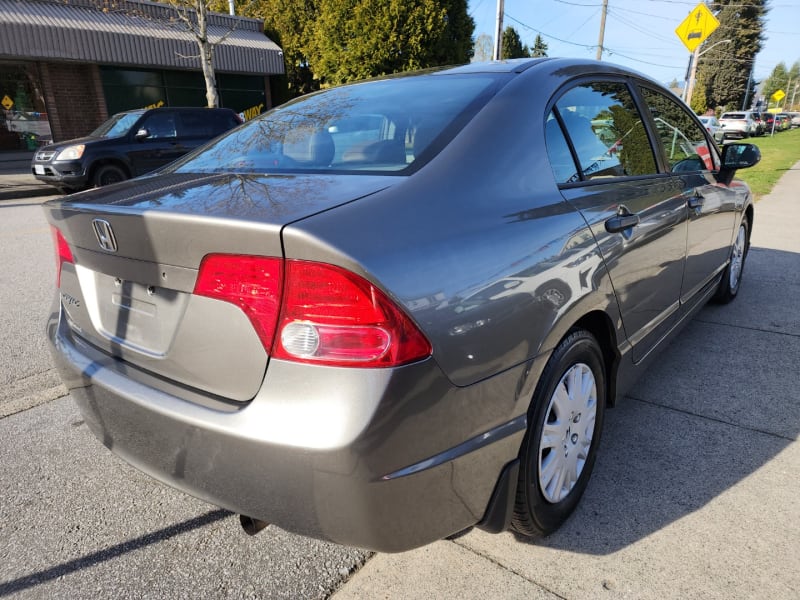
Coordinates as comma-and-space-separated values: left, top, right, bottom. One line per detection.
176, 110, 229, 153
637, 85, 739, 303
545, 79, 688, 362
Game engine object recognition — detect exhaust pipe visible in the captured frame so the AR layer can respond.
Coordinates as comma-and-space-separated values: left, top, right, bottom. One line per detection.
239, 514, 270, 536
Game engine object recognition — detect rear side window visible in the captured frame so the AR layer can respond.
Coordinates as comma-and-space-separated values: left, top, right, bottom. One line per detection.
639, 87, 719, 172
178, 111, 237, 138
552, 82, 657, 182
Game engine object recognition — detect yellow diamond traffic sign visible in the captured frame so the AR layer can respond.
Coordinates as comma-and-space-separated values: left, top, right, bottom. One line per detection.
675, 3, 720, 53
771, 89, 786, 102
1, 95, 13, 110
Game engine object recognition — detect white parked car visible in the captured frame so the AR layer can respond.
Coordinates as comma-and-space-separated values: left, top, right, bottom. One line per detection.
719, 112, 757, 139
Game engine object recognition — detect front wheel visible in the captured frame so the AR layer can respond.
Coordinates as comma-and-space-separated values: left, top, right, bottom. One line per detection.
92, 164, 128, 188
714, 216, 749, 303
512, 329, 606, 537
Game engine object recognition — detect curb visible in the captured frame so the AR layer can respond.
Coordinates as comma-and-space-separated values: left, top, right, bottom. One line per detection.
0, 185, 57, 201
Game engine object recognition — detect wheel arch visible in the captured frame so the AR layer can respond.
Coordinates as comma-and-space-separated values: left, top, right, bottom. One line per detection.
744, 203, 754, 244
569, 310, 621, 407
88, 158, 131, 183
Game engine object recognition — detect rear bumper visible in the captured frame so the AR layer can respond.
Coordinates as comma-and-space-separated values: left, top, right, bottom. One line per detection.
47, 307, 533, 552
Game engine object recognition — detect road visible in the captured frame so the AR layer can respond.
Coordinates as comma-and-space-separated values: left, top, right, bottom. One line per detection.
0, 196, 64, 417
0, 197, 369, 599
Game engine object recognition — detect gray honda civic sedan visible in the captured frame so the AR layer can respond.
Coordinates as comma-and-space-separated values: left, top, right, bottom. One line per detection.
45, 58, 759, 552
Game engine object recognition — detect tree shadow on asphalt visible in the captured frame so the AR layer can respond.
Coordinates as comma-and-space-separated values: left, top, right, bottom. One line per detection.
0, 509, 232, 596
511, 246, 799, 554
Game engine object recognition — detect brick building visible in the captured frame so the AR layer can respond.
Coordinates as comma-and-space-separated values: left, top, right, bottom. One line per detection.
0, 0, 284, 163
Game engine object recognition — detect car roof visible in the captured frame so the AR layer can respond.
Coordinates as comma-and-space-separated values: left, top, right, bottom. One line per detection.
439, 57, 663, 87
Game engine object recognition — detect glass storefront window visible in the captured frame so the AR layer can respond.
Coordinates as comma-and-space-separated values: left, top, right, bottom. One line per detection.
101, 66, 266, 121
0, 61, 52, 151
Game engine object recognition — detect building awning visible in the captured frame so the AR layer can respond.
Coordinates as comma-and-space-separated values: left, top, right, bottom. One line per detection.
0, 0, 284, 75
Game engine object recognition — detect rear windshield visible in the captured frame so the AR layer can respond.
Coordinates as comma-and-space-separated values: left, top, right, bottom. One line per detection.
721, 113, 746, 120
170, 74, 503, 175
91, 112, 143, 138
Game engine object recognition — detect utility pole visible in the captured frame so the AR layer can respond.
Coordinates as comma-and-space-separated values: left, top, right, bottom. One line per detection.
228, 0, 235, 15
684, 39, 731, 108
783, 77, 792, 110
685, 46, 700, 106
741, 64, 754, 110
493, 0, 505, 61
596, 0, 608, 60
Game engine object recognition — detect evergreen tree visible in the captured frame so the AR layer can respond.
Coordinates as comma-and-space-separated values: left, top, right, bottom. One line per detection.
530, 34, 548, 58
761, 62, 789, 109
694, 0, 768, 111
501, 26, 529, 59
247, 0, 321, 101
309, 0, 474, 87
690, 76, 707, 114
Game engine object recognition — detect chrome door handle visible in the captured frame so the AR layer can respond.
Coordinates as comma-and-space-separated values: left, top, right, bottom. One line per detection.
605, 213, 640, 233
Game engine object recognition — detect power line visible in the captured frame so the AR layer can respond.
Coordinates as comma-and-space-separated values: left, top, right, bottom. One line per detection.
504, 13, 597, 49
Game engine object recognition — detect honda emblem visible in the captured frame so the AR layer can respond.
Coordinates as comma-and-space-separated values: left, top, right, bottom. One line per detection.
92, 219, 118, 252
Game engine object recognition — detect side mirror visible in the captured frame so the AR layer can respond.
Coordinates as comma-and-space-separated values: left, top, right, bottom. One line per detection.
717, 142, 760, 186
721, 143, 761, 170
134, 128, 149, 141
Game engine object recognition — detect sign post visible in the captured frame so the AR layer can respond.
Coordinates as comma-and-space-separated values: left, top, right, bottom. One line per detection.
676, 3, 720, 107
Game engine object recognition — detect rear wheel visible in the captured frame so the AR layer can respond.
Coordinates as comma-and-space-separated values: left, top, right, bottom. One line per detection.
512, 329, 605, 537
92, 164, 128, 187
714, 216, 749, 303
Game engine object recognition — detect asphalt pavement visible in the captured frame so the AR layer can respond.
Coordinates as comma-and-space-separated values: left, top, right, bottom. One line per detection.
1, 163, 798, 599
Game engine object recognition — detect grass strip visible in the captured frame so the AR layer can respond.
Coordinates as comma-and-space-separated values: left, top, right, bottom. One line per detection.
731, 128, 800, 198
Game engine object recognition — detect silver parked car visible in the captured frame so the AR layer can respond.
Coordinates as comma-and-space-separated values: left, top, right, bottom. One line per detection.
45, 59, 760, 552
698, 115, 723, 142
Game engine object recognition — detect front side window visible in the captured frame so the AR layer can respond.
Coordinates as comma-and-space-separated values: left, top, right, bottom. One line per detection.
140, 112, 177, 139
640, 87, 718, 172
553, 82, 658, 182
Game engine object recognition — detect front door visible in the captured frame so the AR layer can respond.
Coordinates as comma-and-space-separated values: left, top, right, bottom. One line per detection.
637, 86, 741, 303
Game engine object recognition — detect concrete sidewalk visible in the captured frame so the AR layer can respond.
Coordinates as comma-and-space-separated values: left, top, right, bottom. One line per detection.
333, 163, 800, 599
0, 172, 55, 201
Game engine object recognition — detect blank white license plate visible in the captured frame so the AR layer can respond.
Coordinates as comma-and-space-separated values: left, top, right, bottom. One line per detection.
34, 165, 45, 175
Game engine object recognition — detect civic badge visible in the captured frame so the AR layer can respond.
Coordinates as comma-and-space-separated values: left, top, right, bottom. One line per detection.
92, 218, 118, 252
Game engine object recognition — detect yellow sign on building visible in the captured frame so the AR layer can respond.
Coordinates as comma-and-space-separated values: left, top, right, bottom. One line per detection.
1, 95, 14, 110
675, 3, 720, 53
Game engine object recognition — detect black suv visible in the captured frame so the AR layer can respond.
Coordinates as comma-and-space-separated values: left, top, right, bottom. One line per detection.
32, 107, 242, 191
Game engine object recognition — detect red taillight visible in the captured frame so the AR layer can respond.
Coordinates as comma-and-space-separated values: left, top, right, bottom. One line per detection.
51, 226, 74, 287
194, 255, 283, 350
274, 260, 431, 367
194, 255, 431, 368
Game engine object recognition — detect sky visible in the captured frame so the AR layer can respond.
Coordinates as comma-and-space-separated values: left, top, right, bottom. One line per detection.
468, 0, 800, 92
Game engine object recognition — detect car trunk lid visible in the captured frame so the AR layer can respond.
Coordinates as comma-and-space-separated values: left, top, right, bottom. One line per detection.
44, 172, 394, 401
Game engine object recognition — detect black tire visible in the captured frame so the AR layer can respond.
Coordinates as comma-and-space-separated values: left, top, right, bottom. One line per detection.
714, 216, 749, 304
92, 164, 128, 187
512, 329, 606, 537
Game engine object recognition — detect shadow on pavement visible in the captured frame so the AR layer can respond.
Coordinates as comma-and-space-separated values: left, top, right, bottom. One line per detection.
511, 245, 799, 554
0, 509, 232, 596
